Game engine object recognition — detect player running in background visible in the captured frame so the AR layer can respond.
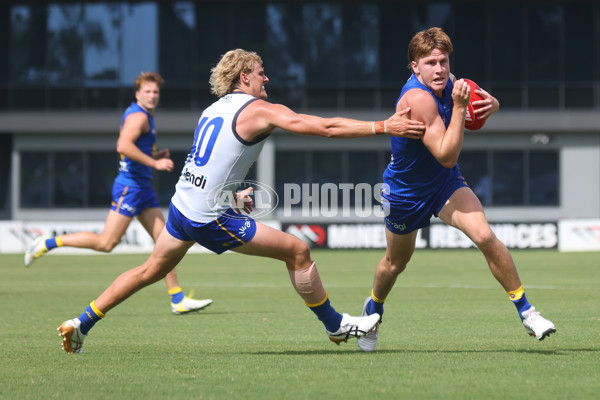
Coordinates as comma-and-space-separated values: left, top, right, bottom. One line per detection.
24, 71, 212, 315
358, 27, 556, 352
56, 48, 426, 353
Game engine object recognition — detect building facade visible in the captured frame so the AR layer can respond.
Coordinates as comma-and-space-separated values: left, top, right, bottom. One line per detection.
1, 1, 599, 237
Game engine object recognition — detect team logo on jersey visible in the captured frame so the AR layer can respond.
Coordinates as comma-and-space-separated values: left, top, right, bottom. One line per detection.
181, 167, 207, 189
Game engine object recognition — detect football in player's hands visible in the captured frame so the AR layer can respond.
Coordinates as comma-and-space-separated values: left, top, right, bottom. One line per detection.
464, 79, 486, 131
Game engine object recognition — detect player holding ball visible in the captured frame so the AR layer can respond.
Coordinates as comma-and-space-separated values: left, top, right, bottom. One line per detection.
358, 27, 556, 352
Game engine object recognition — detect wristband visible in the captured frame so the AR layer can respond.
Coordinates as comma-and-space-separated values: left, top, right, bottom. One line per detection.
373, 121, 386, 135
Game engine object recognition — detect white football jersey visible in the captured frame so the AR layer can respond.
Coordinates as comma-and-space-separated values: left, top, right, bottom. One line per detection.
171, 93, 268, 222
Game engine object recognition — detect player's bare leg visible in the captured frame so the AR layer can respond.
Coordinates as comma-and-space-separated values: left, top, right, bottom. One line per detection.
439, 186, 555, 340
58, 210, 131, 252
233, 222, 379, 344
138, 207, 213, 314
358, 229, 417, 351
94, 230, 194, 313
438, 187, 522, 291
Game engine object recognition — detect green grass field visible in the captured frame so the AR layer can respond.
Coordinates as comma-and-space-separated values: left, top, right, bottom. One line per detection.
1, 249, 599, 399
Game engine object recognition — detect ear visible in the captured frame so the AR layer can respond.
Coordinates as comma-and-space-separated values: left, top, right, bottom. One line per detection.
240, 72, 250, 85
410, 60, 419, 75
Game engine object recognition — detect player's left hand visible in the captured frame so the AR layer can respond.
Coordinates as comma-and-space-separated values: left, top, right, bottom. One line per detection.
233, 187, 254, 214
155, 148, 171, 159
472, 88, 500, 119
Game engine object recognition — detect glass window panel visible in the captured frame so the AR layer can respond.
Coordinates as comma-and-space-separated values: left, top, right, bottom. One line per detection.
345, 88, 375, 109
565, 86, 594, 109
275, 151, 306, 206
47, 87, 83, 109
458, 151, 490, 206
343, 3, 379, 84
0, 88, 7, 110
348, 151, 379, 207
564, 5, 594, 82
348, 151, 379, 185
528, 5, 561, 82
10, 5, 47, 85
231, 4, 266, 51
380, 4, 413, 84
12, 86, 45, 109
303, 4, 342, 85
154, 150, 187, 207
0, 5, 9, 85
451, 3, 486, 83
120, 3, 158, 85
20, 152, 50, 208
492, 151, 524, 205
160, 87, 192, 110
46, 4, 84, 85
194, 3, 230, 85
88, 152, 117, 207
489, 85, 522, 109
266, 3, 304, 107
83, 4, 121, 86
529, 87, 559, 109
411, 4, 452, 34
312, 151, 343, 184
306, 87, 338, 109
159, 3, 195, 85
0, 135, 12, 210
85, 87, 120, 110
489, 5, 522, 83
54, 152, 84, 207
529, 151, 559, 205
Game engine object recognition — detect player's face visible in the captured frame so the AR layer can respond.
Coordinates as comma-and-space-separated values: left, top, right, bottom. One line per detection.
136, 81, 161, 112
412, 49, 450, 97
245, 63, 269, 100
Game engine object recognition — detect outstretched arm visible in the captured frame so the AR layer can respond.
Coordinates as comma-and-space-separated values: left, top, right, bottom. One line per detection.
235, 100, 425, 142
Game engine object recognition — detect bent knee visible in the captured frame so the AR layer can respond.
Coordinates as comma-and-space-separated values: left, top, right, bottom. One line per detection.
470, 228, 497, 249
95, 239, 120, 253
382, 255, 410, 276
293, 241, 312, 266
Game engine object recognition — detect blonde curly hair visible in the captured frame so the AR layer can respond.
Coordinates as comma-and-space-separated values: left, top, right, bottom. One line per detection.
209, 49, 263, 97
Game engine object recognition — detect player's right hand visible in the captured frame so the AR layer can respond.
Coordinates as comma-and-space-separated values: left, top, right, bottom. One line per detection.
452, 79, 471, 107
154, 158, 174, 172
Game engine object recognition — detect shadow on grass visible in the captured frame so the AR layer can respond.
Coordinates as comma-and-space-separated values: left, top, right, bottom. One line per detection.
236, 348, 600, 356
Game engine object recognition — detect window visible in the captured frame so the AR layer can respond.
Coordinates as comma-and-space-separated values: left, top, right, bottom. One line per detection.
20, 152, 50, 208
459, 149, 559, 206
21, 150, 118, 208
275, 149, 389, 210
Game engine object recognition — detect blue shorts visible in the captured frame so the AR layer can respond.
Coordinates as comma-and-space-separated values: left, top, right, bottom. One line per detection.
110, 182, 161, 217
165, 203, 257, 255
383, 174, 468, 235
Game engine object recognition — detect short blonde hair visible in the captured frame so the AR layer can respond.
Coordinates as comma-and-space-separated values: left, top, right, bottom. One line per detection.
209, 49, 263, 97
407, 27, 453, 69
134, 71, 164, 91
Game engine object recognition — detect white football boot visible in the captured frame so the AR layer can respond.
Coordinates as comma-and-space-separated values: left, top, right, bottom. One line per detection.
171, 297, 213, 315
24, 236, 49, 267
357, 296, 381, 352
521, 306, 556, 341
326, 313, 380, 345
